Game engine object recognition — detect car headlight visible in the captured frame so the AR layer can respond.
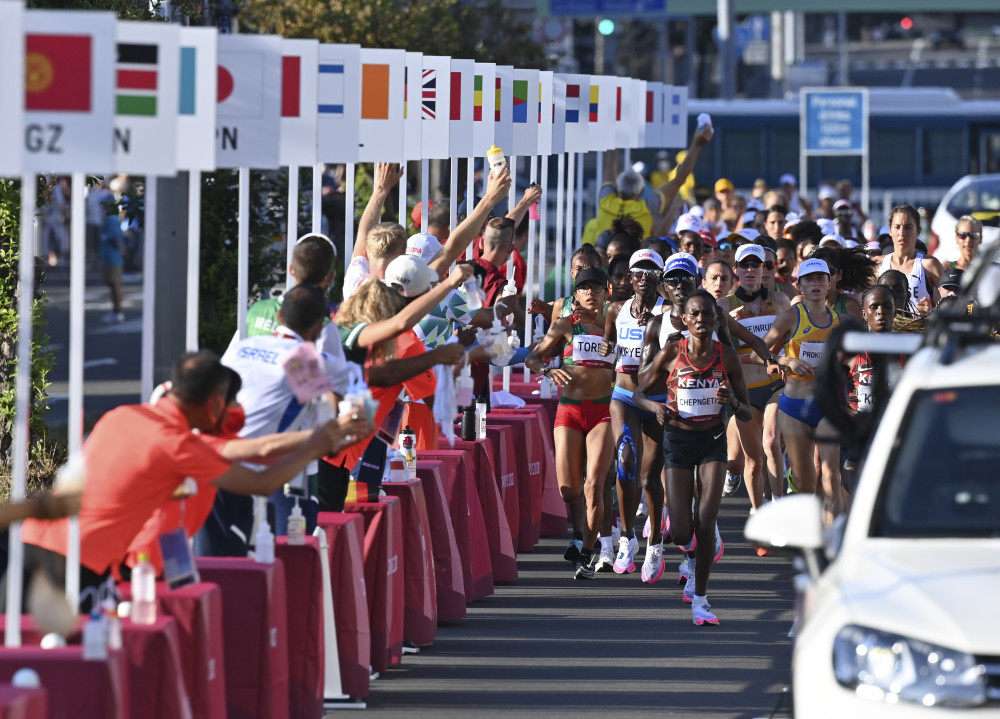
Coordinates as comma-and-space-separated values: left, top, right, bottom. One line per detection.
833, 625, 987, 708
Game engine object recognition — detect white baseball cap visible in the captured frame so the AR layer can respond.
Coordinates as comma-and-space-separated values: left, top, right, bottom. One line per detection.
818, 185, 836, 201
734, 244, 766, 263
406, 233, 444, 262
384, 255, 437, 297
797, 258, 831, 277
735, 228, 761, 244
817, 218, 836, 236
779, 173, 796, 186
820, 233, 845, 247
688, 205, 705, 218
629, 248, 665, 269
675, 213, 707, 235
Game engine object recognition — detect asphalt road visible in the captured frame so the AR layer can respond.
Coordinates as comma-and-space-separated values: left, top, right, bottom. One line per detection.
350, 496, 796, 719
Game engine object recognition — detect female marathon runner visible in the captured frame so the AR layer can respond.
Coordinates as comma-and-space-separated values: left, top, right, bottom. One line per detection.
599, 249, 667, 579
876, 204, 943, 316
634, 290, 751, 625
526, 268, 616, 579
721, 244, 790, 514
761, 257, 844, 523
806, 245, 876, 323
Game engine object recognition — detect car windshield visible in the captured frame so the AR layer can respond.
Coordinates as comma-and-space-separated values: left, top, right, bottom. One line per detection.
874, 386, 1000, 538
947, 176, 1000, 217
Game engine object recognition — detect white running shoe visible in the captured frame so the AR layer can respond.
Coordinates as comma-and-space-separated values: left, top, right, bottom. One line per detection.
677, 556, 693, 585
640, 543, 664, 584
722, 473, 742, 498
594, 546, 615, 573
682, 570, 696, 603
642, 511, 667, 540
692, 600, 719, 626
613, 535, 637, 574
713, 523, 724, 563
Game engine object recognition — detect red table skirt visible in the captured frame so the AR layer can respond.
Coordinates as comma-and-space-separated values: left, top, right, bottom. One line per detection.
419, 449, 494, 601
0, 646, 127, 719
315, 512, 370, 699
447, 438, 518, 583
0, 685, 47, 719
482, 425, 520, 546
196, 557, 289, 719
414, 461, 466, 623
117, 581, 226, 719
381, 479, 438, 646
486, 413, 544, 552
344, 497, 404, 675
275, 538, 325, 719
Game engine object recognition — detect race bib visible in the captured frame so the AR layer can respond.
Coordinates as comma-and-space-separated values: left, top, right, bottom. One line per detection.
856, 383, 873, 412
737, 314, 776, 339
799, 341, 825, 367
573, 334, 613, 367
676, 387, 721, 418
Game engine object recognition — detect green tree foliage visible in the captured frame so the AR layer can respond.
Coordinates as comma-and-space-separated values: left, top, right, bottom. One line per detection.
240, 0, 549, 69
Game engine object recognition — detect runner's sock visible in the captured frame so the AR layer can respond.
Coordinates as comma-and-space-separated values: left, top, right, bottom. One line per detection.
600, 536, 612, 553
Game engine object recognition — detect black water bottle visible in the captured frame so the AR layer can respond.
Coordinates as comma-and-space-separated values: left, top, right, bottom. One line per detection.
460, 404, 477, 441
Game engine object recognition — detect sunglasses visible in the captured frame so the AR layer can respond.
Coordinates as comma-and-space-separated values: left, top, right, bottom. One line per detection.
662, 275, 696, 287
956, 231, 980, 240
737, 259, 775, 270
718, 242, 733, 251
575, 283, 606, 294
630, 268, 661, 279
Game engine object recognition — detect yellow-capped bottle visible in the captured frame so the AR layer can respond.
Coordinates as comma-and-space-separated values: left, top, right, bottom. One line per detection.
487, 145, 506, 172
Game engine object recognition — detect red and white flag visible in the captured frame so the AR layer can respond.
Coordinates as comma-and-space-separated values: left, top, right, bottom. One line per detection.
217, 34, 282, 168
449, 58, 474, 158
280, 38, 319, 166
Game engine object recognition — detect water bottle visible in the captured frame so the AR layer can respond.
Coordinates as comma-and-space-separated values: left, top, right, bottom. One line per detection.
456, 365, 474, 408
461, 405, 477, 441
487, 144, 506, 172
286, 499, 306, 545
501, 281, 517, 326
697, 112, 712, 132
399, 426, 417, 479
130, 552, 157, 625
255, 520, 275, 564
463, 277, 483, 310
388, 449, 408, 483
475, 396, 488, 440
82, 609, 108, 660
102, 597, 122, 650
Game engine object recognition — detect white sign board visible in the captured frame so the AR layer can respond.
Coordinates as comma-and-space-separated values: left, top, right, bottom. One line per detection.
420, 55, 451, 160
217, 34, 282, 169
449, 58, 475, 158
280, 38, 319, 167
176, 27, 217, 171
358, 48, 405, 162
317, 43, 360, 163
0, 2, 24, 176
472, 62, 496, 155
512, 68, 539, 157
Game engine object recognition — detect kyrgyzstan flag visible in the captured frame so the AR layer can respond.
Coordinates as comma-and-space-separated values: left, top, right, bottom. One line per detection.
116, 42, 158, 116
26, 33, 91, 112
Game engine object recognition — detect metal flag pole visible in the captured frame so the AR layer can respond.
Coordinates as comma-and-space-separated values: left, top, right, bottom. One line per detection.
312, 163, 322, 235
344, 164, 356, 260
555, 154, 565, 299
449, 156, 458, 243
398, 161, 406, 226
420, 159, 429, 234
65, 171, 87, 609
502, 155, 518, 393
595, 151, 603, 209
186, 171, 201, 351
523, 156, 537, 381
141, 175, 159, 400
465, 160, 474, 260
237, 167, 250, 340
7, 175, 36, 646
574, 152, 584, 246
287, 166, 298, 288
565, 152, 576, 300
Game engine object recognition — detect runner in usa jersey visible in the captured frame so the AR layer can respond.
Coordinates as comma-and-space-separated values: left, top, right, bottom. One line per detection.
634, 290, 750, 626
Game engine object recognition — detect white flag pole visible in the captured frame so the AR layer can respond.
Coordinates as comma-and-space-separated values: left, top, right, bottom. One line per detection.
523, 156, 537, 381
539, 155, 549, 307
312, 163, 322, 235
464, 160, 474, 260
623, 147, 631, 168
565, 152, 575, 301
449, 156, 458, 243
344, 164, 355, 261
66, 171, 87, 609
186, 171, 201, 351
502, 155, 518, 393
287, 166, 298, 288
398, 162, 406, 226
420, 159, 429, 234
237, 168, 250, 340
595, 151, 603, 209
574, 152, 584, 246
555, 154, 565, 300
7, 175, 35, 646
141, 176, 159, 401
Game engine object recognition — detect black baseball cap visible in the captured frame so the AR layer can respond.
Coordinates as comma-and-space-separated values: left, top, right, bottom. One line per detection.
574, 267, 608, 289
940, 267, 964, 289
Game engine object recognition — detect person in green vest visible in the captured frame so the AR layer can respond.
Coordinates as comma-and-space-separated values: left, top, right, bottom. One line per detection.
581, 125, 714, 246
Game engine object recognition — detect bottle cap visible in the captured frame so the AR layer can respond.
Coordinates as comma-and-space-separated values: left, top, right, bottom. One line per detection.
290, 503, 303, 518
137, 552, 149, 563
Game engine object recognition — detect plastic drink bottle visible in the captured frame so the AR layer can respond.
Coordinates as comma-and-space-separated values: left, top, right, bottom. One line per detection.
475, 396, 488, 440
286, 499, 306, 545
456, 365, 474, 408
399, 426, 417, 479
255, 520, 275, 564
130, 552, 157, 625
83, 609, 108, 660
463, 277, 484, 310
487, 145, 506, 172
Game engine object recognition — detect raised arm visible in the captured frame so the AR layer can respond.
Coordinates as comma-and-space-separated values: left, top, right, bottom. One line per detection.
428, 167, 512, 277
652, 126, 713, 223
505, 183, 543, 226
354, 264, 473, 348
353, 162, 405, 259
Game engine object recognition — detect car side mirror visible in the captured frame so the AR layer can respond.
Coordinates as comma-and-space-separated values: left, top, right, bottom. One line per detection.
744, 494, 826, 579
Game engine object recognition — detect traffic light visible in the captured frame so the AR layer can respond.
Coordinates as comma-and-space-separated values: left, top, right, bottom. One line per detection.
597, 18, 615, 36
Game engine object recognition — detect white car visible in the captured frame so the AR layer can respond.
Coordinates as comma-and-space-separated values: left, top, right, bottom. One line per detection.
929, 174, 1000, 262
747, 303, 1000, 716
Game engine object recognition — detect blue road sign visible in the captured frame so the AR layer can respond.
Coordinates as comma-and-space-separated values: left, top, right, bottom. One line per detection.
803, 89, 867, 155
549, 0, 667, 17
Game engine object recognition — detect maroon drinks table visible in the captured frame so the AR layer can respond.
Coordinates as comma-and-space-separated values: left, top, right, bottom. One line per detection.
381, 478, 437, 646
275, 537, 325, 719
196, 557, 289, 719
0, 685, 47, 719
315, 512, 371, 699
414, 460, 466, 623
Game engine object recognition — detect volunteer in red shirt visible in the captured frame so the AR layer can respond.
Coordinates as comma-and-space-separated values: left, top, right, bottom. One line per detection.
19, 351, 369, 607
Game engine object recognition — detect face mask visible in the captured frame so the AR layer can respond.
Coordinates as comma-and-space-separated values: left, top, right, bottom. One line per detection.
220, 405, 246, 436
